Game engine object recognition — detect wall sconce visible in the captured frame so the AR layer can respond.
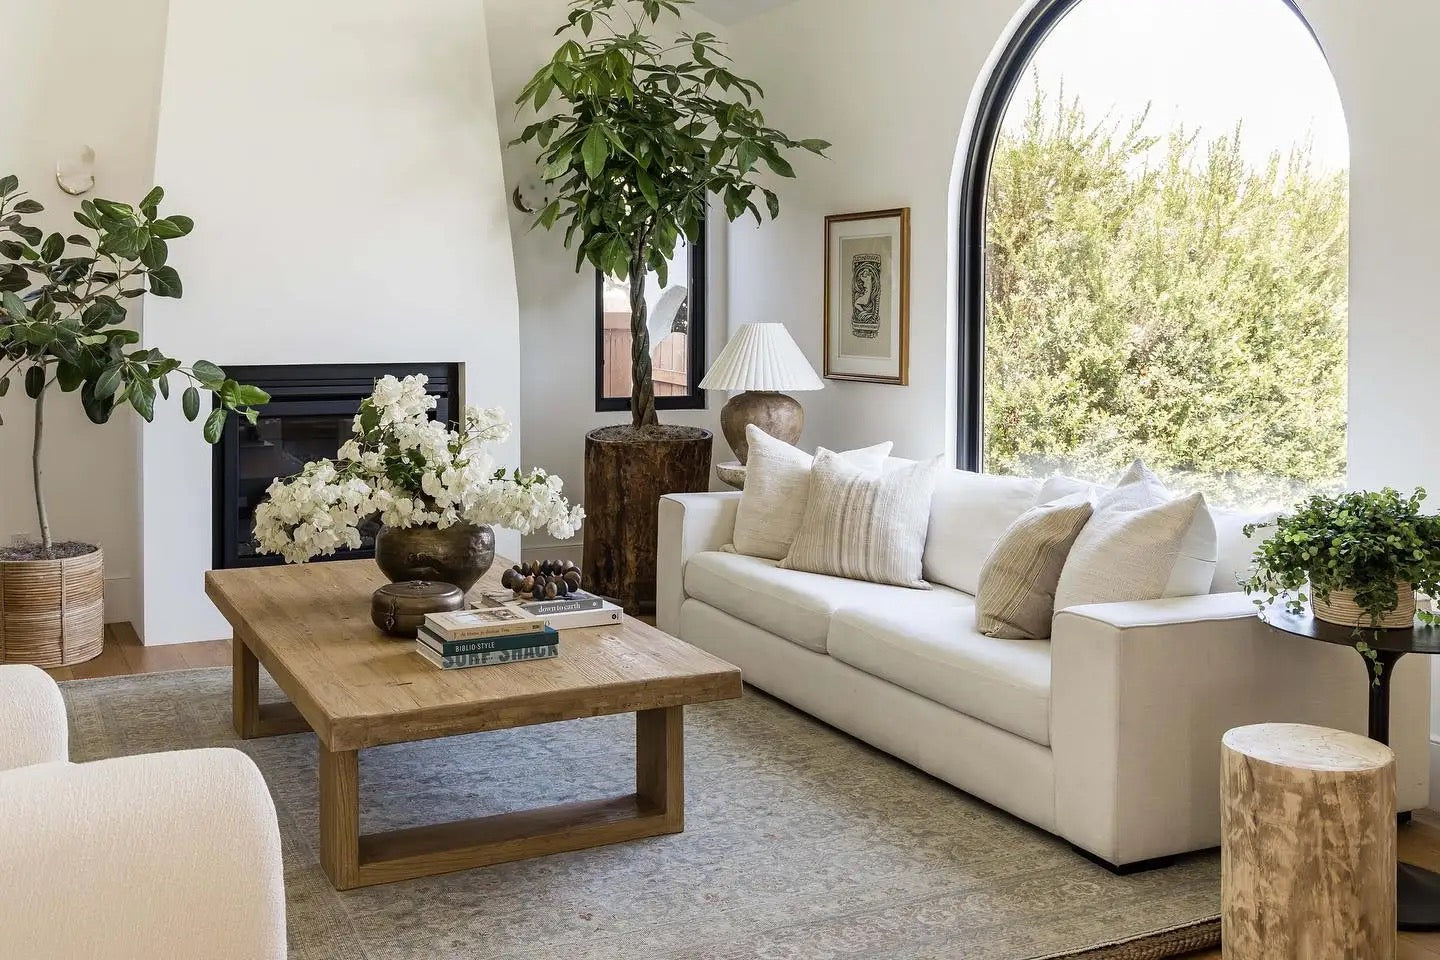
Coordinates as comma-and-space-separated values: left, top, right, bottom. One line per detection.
55, 146, 96, 196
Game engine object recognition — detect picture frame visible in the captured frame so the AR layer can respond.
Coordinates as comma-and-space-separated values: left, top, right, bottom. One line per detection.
823, 208, 910, 385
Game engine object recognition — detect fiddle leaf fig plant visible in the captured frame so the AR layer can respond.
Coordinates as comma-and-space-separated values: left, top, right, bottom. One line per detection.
512, 0, 829, 429
0, 175, 268, 557
1241, 487, 1440, 680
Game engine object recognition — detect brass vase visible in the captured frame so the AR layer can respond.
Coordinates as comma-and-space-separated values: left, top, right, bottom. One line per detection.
374, 523, 495, 592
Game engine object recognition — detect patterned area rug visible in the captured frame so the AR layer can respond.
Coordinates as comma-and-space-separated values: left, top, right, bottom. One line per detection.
61, 669, 1219, 959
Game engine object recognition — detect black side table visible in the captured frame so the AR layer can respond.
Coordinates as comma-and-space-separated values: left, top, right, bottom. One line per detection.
1261, 601, 1440, 931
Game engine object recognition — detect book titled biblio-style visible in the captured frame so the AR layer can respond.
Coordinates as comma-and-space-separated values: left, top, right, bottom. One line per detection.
417, 624, 558, 658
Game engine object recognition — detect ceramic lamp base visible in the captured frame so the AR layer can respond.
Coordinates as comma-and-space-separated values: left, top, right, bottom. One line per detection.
721, 391, 804, 464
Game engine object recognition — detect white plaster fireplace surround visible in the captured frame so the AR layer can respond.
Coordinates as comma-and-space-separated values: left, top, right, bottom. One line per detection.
140, 0, 522, 645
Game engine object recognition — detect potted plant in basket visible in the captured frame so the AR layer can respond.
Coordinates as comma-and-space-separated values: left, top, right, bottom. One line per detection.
511, 0, 829, 611
0, 175, 267, 668
252, 373, 584, 588
1242, 487, 1440, 679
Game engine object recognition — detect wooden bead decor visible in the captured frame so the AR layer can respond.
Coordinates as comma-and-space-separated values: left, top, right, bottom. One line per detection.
500, 560, 583, 602
0, 546, 105, 667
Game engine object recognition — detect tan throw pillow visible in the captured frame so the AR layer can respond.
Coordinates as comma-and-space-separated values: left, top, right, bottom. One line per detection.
1053, 460, 1217, 611
731, 425, 893, 561
975, 493, 1094, 640
780, 452, 942, 589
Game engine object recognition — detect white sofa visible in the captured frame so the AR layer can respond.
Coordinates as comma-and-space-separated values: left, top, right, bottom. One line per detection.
0, 665, 287, 960
657, 469, 1430, 869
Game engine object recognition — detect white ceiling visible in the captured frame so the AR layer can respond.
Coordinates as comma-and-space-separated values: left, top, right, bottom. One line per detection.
693, 0, 797, 24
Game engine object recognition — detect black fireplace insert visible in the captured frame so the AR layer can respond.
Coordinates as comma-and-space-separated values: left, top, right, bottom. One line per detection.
212, 363, 459, 570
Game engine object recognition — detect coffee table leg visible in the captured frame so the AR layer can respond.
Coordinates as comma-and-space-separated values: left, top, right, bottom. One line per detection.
319, 744, 362, 890
231, 631, 311, 740
636, 705, 684, 831
233, 634, 260, 739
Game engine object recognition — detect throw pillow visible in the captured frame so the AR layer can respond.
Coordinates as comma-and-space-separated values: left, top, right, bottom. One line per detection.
1053, 460, 1217, 611
975, 493, 1095, 640
780, 452, 942, 589
731, 425, 893, 561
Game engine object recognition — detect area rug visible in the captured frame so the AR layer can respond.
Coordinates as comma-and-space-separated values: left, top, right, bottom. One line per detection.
60, 669, 1219, 959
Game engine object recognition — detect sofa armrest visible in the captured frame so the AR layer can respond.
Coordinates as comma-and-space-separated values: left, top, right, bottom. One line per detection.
0, 664, 68, 771
657, 491, 741, 636
1050, 592, 1429, 866
0, 748, 286, 960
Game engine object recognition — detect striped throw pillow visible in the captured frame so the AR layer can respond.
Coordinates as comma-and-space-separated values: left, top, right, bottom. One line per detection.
780, 451, 942, 588
975, 493, 1094, 640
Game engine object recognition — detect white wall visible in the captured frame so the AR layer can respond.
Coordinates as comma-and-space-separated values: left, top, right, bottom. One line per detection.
0, 0, 170, 625
483, 0, 734, 564
141, 0, 523, 644
720, 0, 1440, 776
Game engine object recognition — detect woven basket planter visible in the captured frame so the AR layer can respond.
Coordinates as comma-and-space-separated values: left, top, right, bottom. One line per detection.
0, 546, 105, 667
1312, 582, 1416, 630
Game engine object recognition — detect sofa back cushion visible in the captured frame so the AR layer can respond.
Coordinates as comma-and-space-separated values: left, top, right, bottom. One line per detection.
922, 470, 1041, 595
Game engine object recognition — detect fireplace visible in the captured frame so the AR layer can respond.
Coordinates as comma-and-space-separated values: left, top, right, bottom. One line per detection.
212, 363, 459, 570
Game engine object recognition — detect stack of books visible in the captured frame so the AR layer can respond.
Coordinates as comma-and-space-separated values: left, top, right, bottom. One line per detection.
415, 607, 559, 670
476, 588, 624, 630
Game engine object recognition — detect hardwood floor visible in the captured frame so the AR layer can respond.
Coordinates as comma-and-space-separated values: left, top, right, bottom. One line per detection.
39, 623, 1440, 956
41, 622, 230, 682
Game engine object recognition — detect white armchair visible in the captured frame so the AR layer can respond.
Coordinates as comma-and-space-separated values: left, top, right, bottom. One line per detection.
0, 665, 287, 960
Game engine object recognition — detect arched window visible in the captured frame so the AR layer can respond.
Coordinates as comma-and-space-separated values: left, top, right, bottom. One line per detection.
958, 0, 1347, 509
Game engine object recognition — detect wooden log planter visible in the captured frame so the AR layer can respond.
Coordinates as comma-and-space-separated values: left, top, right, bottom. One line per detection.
583, 425, 712, 614
0, 546, 105, 668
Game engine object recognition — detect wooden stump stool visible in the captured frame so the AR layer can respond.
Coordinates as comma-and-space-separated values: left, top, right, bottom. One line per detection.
1221, 723, 1396, 959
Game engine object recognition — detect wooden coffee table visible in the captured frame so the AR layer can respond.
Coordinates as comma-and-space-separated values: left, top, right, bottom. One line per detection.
204, 558, 741, 890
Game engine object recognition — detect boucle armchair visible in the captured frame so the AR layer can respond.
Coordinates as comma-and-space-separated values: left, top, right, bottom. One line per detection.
0, 665, 287, 960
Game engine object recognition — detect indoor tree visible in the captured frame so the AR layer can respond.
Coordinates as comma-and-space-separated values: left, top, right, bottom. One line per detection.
511, 0, 827, 611
512, 0, 828, 428
0, 175, 267, 557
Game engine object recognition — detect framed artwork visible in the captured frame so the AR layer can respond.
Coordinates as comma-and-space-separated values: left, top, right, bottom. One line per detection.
823, 208, 910, 385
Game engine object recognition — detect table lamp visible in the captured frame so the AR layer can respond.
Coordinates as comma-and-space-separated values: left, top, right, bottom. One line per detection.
700, 323, 824, 464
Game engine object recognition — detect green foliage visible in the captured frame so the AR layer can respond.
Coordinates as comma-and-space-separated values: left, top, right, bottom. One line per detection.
0, 176, 267, 431
1240, 488, 1440, 679
0, 175, 269, 549
512, 0, 827, 427
984, 86, 1348, 508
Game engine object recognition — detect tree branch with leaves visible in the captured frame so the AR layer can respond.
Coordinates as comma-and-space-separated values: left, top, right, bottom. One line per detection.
0, 175, 267, 556
512, 0, 828, 429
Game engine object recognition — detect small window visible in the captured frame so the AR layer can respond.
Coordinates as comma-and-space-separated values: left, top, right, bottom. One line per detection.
595, 225, 706, 412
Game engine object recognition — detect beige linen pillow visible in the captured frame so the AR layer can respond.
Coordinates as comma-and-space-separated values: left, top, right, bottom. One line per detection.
731, 425, 893, 560
779, 452, 942, 589
976, 493, 1094, 640
1053, 460, 1217, 611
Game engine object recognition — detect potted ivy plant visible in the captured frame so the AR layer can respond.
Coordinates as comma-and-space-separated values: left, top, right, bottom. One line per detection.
1242, 488, 1440, 677
0, 175, 266, 667
511, 0, 828, 611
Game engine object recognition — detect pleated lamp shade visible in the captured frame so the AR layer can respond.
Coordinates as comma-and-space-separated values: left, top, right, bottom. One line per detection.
699, 323, 824, 393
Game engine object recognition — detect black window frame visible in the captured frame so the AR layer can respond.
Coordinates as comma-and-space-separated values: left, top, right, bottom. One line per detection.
955, 0, 1316, 471
594, 218, 707, 413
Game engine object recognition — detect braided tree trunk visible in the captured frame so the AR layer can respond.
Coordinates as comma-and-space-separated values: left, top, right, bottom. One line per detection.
628, 245, 658, 430
583, 243, 711, 612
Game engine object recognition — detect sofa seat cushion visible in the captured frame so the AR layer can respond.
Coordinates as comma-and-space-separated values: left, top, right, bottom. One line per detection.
684, 551, 973, 653
827, 607, 1052, 746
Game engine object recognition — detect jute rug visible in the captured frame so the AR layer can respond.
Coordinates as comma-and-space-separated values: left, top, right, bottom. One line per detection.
61, 669, 1219, 959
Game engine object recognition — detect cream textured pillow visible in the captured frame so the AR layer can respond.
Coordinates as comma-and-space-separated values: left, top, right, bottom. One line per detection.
1053, 460, 1217, 611
976, 493, 1094, 640
779, 452, 942, 589
731, 425, 892, 560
